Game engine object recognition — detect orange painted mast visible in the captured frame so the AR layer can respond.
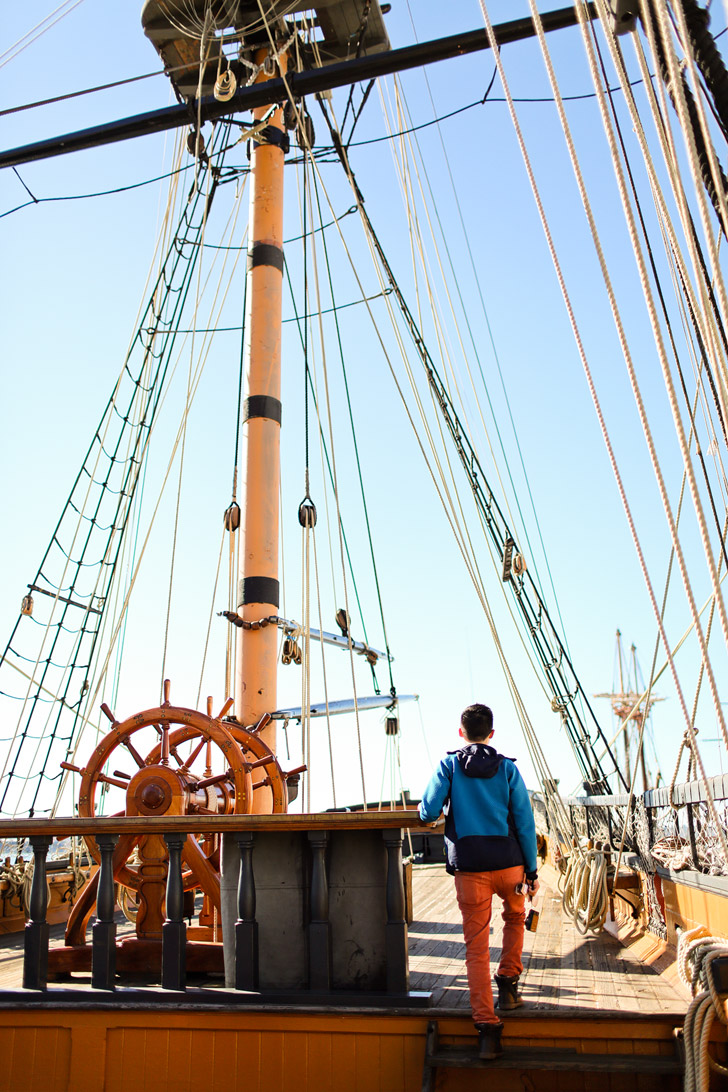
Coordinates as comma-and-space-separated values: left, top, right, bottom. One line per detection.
235, 46, 288, 774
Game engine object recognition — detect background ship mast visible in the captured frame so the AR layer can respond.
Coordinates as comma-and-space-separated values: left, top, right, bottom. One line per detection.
595, 629, 664, 792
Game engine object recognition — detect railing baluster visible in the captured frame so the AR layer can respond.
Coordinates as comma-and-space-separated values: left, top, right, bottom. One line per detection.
383, 829, 408, 994
162, 832, 186, 991
23, 835, 53, 990
308, 830, 330, 991
234, 831, 258, 991
92, 833, 119, 990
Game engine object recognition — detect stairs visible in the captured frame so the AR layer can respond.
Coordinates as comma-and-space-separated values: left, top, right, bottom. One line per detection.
421, 1020, 683, 1090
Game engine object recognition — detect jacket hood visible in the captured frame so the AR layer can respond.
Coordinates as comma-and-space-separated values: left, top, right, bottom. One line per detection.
449, 743, 516, 779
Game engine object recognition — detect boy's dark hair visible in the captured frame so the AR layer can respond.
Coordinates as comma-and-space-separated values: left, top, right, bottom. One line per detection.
461, 704, 494, 741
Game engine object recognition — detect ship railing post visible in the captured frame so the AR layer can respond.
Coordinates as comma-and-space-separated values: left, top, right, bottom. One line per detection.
234, 830, 258, 991
162, 832, 186, 991
23, 835, 53, 990
92, 833, 118, 990
383, 828, 408, 994
308, 830, 331, 991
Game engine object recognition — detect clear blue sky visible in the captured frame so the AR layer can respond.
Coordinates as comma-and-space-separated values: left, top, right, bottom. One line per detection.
1, 1, 727, 816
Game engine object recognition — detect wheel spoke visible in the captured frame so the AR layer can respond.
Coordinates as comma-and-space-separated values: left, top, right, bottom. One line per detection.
181, 834, 220, 909
185, 736, 207, 770
122, 738, 145, 768
160, 724, 170, 766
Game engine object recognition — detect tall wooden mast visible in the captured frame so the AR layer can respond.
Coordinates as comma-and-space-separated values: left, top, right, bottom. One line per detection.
138, 0, 394, 809
235, 47, 288, 764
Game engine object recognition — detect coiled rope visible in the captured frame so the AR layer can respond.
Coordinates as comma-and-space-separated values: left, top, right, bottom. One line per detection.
679, 926, 728, 1091
559, 842, 610, 934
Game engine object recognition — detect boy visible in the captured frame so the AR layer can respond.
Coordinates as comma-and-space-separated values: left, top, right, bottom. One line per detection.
419, 703, 539, 1060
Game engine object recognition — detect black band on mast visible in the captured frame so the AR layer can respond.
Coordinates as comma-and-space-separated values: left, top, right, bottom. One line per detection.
239, 577, 280, 608
243, 396, 282, 424
248, 243, 284, 272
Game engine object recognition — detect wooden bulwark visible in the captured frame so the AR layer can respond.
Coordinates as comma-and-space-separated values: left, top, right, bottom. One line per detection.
0, 1009, 688, 1092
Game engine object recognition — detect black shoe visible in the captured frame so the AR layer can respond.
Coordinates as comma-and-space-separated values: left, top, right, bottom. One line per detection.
475, 1022, 503, 1060
495, 973, 523, 1011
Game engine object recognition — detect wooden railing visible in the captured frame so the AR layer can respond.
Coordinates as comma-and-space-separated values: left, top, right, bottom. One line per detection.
3, 812, 427, 1005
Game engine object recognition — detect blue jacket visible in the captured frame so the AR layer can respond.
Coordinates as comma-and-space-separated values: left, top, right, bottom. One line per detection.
419, 743, 538, 876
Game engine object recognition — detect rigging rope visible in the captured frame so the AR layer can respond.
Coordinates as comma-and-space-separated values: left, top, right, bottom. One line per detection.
299, 82, 580, 841
315, 88, 620, 790
577, 2, 728, 719
160, 131, 217, 694
386, 62, 571, 643
310, 161, 395, 695
523, 0, 728, 878
574, 0, 728, 863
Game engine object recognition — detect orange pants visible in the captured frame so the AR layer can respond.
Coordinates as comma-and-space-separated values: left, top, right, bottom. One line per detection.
454, 865, 526, 1025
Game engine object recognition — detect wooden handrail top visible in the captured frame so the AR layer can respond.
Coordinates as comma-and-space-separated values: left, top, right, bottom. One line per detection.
0, 810, 431, 839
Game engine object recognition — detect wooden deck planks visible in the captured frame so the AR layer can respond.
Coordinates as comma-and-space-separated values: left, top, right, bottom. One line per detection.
409, 864, 687, 1016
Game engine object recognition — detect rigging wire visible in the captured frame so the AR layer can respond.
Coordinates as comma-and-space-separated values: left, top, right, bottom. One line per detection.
61, 168, 250, 775
0, 65, 175, 118
2, 123, 247, 816
384, 70, 578, 672
162, 127, 216, 691
0, 162, 226, 222
2, 133, 196, 815
304, 141, 369, 809
282, 262, 374, 648
315, 88, 620, 789
0, 0, 86, 70
303, 101, 595, 802
311, 530, 337, 809
309, 157, 395, 696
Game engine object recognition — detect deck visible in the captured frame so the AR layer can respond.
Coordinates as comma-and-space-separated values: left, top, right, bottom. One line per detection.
409, 863, 687, 1016
0, 861, 687, 1017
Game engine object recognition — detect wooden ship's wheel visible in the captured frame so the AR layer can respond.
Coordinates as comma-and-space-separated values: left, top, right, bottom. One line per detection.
58, 681, 294, 968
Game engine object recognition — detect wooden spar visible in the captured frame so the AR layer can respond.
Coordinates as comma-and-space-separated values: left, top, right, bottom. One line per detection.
236, 46, 287, 778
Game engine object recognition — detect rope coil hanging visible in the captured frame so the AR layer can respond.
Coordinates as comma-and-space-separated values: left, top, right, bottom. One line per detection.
679, 926, 728, 1091
559, 840, 610, 933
